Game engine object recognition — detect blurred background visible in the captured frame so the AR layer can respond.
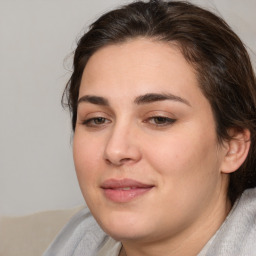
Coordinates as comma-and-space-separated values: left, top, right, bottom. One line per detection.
1, 0, 255, 217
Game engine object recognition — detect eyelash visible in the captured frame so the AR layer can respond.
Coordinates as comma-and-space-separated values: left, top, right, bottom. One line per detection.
145, 116, 176, 126
82, 117, 110, 127
81, 116, 176, 128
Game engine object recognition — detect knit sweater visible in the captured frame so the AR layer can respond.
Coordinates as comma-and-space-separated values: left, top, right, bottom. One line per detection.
43, 188, 256, 256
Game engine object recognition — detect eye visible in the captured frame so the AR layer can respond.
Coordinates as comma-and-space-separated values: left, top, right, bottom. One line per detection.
82, 117, 110, 127
146, 116, 176, 126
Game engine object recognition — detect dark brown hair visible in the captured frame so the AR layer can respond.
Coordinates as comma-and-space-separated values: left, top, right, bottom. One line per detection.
63, 0, 256, 203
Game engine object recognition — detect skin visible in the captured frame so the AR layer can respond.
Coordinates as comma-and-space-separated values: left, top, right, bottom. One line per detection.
73, 38, 233, 256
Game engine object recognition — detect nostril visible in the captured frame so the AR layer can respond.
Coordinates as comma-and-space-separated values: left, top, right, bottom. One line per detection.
120, 158, 132, 163
105, 157, 132, 166
105, 159, 112, 165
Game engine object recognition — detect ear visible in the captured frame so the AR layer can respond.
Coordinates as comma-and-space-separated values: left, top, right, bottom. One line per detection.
221, 128, 251, 174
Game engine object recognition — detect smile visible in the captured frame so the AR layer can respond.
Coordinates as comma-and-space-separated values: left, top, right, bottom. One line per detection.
101, 179, 154, 203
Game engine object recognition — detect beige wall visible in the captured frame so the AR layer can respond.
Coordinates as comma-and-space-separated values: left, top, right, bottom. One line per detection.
1, 0, 255, 216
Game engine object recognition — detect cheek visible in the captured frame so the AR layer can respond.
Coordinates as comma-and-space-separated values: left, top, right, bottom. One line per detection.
73, 132, 103, 186
144, 130, 221, 215
144, 125, 219, 181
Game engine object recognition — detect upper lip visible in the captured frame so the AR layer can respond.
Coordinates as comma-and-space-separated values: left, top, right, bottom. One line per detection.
101, 178, 154, 189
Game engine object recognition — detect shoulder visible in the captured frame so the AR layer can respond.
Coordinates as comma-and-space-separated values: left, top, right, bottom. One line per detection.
43, 206, 108, 256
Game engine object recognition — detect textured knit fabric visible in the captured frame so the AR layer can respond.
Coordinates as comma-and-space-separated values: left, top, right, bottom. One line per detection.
43, 188, 256, 256
199, 188, 256, 256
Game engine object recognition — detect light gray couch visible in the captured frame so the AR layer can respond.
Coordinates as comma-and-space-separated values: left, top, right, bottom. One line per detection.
0, 206, 84, 256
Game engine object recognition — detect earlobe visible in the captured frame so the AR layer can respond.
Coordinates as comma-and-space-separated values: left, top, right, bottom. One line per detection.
221, 129, 251, 174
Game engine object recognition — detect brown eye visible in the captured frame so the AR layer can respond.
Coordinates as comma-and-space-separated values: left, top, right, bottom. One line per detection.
82, 117, 110, 127
93, 117, 106, 124
147, 116, 176, 126
153, 117, 168, 124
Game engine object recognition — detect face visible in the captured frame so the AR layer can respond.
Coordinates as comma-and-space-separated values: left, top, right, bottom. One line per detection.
73, 38, 228, 244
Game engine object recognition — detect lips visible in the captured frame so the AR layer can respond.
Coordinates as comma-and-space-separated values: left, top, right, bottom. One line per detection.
101, 178, 154, 203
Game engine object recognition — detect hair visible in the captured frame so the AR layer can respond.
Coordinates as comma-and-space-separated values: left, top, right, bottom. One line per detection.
63, 0, 256, 204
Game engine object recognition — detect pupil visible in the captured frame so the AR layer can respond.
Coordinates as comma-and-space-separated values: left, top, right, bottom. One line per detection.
155, 117, 166, 123
95, 117, 104, 124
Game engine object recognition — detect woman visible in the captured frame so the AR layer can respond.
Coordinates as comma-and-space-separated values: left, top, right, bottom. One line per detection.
44, 1, 256, 255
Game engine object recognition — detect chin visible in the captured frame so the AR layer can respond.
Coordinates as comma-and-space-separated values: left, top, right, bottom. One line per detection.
105, 226, 149, 242
96, 210, 150, 241
103, 216, 155, 241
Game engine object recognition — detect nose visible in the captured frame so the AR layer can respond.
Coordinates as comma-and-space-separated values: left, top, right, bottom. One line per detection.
103, 123, 142, 166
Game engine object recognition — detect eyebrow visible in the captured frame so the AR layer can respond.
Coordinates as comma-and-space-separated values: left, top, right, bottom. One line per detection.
134, 93, 191, 106
77, 93, 191, 107
77, 95, 109, 106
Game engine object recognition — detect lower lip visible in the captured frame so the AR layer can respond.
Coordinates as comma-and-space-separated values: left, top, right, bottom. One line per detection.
103, 187, 153, 203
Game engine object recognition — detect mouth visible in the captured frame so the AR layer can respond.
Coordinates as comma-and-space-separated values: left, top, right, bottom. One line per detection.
101, 178, 154, 203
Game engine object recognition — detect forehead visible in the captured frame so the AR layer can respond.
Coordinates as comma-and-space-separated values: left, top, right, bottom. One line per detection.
82, 38, 193, 80
79, 38, 203, 104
